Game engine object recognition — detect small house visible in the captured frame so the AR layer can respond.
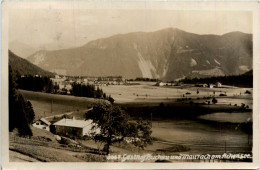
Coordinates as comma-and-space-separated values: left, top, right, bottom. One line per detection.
156, 82, 165, 86
215, 82, 222, 88
53, 118, 99, 137
55, 75, 61, 79
65, 84, 72, 91
208, 84, 214, 88
59, 83, 65, 90
32, 118, 51, 131
195, 84, 208, 87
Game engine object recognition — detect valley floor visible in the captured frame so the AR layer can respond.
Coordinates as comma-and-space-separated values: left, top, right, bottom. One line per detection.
11, 83, 253, 162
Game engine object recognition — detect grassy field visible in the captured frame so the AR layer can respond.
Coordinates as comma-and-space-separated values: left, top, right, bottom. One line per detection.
101, 83, 252, 103
19, 83, 253, 119
20, 90, 99, 119
9, 128, 106, 162
9, 150, 40, 162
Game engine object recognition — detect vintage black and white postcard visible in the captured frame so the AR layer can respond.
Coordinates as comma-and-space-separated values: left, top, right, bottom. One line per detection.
1, 1, 259, 169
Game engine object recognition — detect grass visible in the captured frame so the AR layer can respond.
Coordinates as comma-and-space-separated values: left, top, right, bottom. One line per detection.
9, 130, 84, 162
20, 90, 99, 119
10, 130, 191, 162
19, 83, 253, 119
101, 83, 252, 104
9, 129, 105, 162
74, 153, 106, 162
20, 84, 253, 120
10, 143, 83, 162
31, 126, 58, 142
9, 150, 40, 162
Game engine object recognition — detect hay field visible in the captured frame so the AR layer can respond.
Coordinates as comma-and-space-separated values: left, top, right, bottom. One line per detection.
101, 83, 253, 106
19, 82, 253, 119
20, 90, 99, 119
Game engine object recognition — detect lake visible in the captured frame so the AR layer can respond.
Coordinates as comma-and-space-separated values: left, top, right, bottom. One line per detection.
151, 113, 252, 156
198, 112, 252, 123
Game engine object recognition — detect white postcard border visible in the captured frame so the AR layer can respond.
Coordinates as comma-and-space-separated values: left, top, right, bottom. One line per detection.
1, 1, 259, 169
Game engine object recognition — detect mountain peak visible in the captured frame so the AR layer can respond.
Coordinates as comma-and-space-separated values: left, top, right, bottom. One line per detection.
222, 31, 252, 37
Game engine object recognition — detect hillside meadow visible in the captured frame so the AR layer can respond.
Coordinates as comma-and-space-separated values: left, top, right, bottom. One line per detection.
20, 90, 99, 119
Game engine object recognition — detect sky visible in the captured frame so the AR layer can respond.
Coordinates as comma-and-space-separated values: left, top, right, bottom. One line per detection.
9, 9, 252, 55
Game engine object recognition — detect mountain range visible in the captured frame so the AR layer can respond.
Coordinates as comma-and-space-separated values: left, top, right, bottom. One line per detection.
26, 28, 252, 80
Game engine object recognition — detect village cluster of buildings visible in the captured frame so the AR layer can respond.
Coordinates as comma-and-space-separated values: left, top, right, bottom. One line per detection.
51, 75, 125, 94
155, 82, 178, 86
195, 82, 222, 88
155, 81, 222, 88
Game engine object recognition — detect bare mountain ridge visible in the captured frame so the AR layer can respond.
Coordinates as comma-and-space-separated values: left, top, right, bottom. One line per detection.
9, 50, 54, 77
27, 28, 252, 80
9, 41, 37, 59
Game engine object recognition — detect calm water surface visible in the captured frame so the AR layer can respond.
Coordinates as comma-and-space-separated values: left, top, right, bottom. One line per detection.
151, 113, 252, 155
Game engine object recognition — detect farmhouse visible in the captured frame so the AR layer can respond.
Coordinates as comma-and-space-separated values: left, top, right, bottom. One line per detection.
53, 117, 98, 137
32, 118, 51, 131
195, 83, 208, 87
156, 82, 165, 86
51, 76, 66, 87
208, 84, 214, 88
215, 82, 222, 88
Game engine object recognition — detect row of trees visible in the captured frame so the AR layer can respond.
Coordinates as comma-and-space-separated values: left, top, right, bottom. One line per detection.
16, 75, 115, 102
180, 73, 253, 87
9, 66, 35, 136
71, 83, 114, 103
129, 77, 160, 82
17, 75, 54, 93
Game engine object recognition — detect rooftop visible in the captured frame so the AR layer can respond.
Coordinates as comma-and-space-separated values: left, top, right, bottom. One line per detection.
40, 118, 51, 126
53, 118, 93, 128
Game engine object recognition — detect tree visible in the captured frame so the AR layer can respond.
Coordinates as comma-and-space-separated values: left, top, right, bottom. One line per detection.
16, 94, 33, 136
108, 95, 115, 104
9, 66, 33, 137
46, 79, 54, 93
86, 101, 152, 155
212, 97, 218, 104
54, 83, 59, 93
9, 65, 18, 131
25, 101, 35, 124
103, 93, 107, 99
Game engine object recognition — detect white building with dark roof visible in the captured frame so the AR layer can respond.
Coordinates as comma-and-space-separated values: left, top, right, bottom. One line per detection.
32, 118, 51, 131
53, 118, 99, 137
215, 82, 222, 88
